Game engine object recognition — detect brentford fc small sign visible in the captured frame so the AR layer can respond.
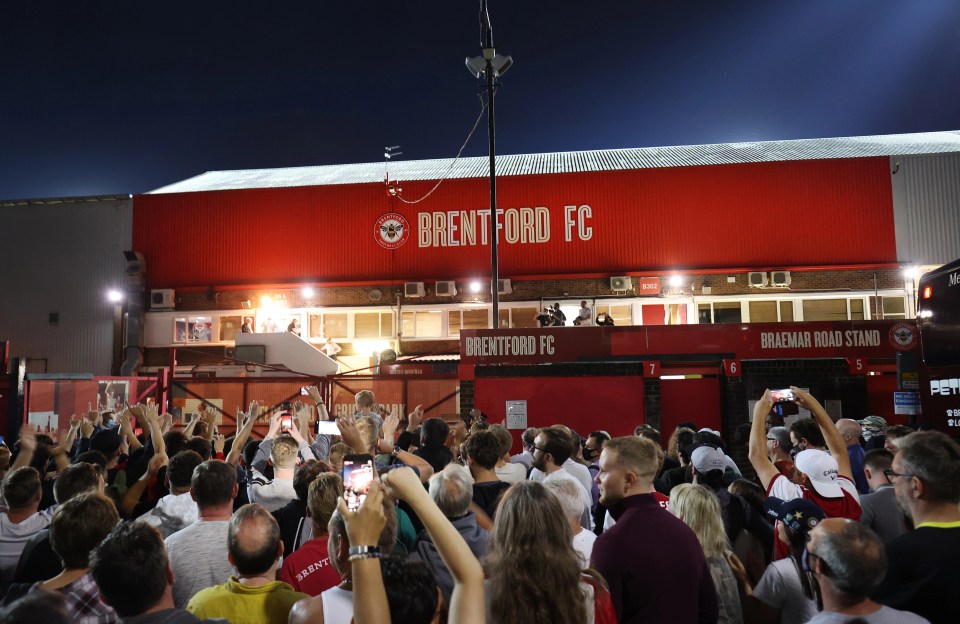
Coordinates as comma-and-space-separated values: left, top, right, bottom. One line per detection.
375, 213, 410, 250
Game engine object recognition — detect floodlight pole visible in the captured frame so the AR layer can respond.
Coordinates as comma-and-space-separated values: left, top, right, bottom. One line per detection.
482, 0, 500, 328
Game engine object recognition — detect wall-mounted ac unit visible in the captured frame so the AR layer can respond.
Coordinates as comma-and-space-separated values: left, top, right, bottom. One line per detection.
497, 279, 512, 295
771, 271, 792, 287
435, 281, 457, 297
150, 288, 175, 310
404, 282, 426, 297
610, 276, 632, 291
748, 272, 768, 288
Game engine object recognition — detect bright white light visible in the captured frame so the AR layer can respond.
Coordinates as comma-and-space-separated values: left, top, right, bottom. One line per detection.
260, 295, 273, 308
902, 266, 920, 280
669, 275, 683, 287
918, 309, 933, 319
355, 340, 391, 357
301, 287, 315, 298
469, 281, 482, 293
107, 290, 123, 303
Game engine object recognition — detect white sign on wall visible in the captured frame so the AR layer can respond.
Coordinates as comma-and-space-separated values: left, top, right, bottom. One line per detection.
505, 400, 528, 430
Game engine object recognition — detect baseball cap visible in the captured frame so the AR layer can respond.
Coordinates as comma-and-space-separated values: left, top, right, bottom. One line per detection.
858, 415, 887, 430
691, 445, 726, 474
794, 449, 842, 498
90, 428, 122, 456
764, 497, 825, 535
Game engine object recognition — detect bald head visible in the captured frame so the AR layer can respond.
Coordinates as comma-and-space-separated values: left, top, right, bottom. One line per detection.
835, 419, 862, 447
228, 504, 282, 576
808, 517, 886, 597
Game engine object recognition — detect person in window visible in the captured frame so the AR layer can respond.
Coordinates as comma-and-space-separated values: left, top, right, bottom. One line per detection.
596, 312, 615, 326
287, 319, 302, 337
550, 303, 567, 326
320, 338, 342, 359
241, 317, 254, 333
536, 308, 553, 327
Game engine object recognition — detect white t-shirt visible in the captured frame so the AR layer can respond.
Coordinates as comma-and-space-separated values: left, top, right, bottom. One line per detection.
248, 471, 297, 513
138, 491, 199, 538
806, 605, 930, 624
752, 558, 817, 624
321, 585, 354, 624
495, 462, 527, 485
572, 528, 597, 568
531, 459, 595, 503
165, 520, 234, 608
0, 512, 49, 585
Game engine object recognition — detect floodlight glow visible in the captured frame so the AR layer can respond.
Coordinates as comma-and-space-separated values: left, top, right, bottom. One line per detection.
260, 295, 273, 308
355, 340, 392, 357
669, 275, 683, 288
302, 287, 315, 298
470, 281, 482, 293
107, 290, 123, 303
902, 266, 920, 280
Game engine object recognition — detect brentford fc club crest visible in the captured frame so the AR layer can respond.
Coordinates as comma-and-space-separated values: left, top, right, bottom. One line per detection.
375, 213, 410, 250
888, 322, 918, 351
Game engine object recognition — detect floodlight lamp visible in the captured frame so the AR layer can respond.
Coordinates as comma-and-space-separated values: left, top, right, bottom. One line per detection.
669, 275, 683, 288
260, 295, 273, 308
107, 289, 123, 303
465, 56, 486, 78
302, 287, 315, 298
902, 266, 920, 280
470, 281, 482, 293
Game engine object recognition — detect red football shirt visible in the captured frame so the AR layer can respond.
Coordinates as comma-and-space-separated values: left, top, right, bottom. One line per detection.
278, 537, 341, 596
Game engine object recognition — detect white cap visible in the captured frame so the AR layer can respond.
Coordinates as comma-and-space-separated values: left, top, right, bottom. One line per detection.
691, 446, 727, 474
794, 449, 842, 498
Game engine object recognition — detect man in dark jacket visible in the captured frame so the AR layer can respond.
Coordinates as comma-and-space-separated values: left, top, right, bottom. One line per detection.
408, 463, 488, 602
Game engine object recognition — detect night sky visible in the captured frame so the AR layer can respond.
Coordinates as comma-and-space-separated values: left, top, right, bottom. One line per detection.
3, 1, 960, 200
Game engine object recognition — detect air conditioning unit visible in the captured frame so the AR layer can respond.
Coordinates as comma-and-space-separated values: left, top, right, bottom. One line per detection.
748, 272, 768, 288
404, 282, 426, 297
771, 270, 792, 287
150, 288, 175, 310
497, 279, 513, 295
610, 276, 632, 291
435, 281, 457, 297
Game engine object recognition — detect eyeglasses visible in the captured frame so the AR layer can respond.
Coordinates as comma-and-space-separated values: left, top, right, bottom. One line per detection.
766, 437, 777, 441
883, 469, 915, 481
533, 446, 549, 454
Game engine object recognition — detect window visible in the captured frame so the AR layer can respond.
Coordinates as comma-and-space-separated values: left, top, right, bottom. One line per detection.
880, 296, 906, 320
219, 315, 243, 341
747, 301, 794, 323
401, 311, 442, 338
850, 299, 865, 320
308, 313, 348, 339
501, 307, 538, 329
595, 304, 632, 326
449, 309, 489, 336
802, 299, 848, 321
356, 312, 395, 338
748, 301, 778, 323
699, 302, 742, 324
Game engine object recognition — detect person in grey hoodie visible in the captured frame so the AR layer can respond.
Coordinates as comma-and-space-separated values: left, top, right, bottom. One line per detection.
408, 463, 489, 603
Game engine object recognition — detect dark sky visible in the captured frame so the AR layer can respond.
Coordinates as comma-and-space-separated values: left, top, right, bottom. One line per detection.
3, 1, 960, 200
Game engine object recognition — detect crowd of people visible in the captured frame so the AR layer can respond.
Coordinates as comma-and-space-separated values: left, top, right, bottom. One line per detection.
0, 383, 955, 624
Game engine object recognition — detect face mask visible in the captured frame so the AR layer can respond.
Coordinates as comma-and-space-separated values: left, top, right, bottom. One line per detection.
583, 448, 595, 461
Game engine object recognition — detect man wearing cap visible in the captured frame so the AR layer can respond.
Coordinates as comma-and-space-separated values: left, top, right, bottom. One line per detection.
691, 445, 748, 543
749, 388, 861, 560
872, 431, 960, 624
837, 418, 870, 494
732, 497, 824, 624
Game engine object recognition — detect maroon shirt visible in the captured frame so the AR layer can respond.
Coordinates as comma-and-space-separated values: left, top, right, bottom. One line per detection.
591, 493, 718, 624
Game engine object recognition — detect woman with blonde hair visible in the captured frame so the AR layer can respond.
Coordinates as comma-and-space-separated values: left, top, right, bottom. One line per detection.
484, 481, 615, 624
669, 483, 744, 624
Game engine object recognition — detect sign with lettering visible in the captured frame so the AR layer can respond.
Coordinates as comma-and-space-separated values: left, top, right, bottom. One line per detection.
637, 277, 661, 295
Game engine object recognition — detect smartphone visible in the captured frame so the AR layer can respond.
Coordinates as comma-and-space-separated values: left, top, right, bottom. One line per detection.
770, 389, 795, 403
280, 413, 293, 433
316, 420, 340, 435
342, 454, 375, 512
300, 387, 310, 396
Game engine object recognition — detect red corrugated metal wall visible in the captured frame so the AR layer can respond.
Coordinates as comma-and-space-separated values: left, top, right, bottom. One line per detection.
134, 157, 896, 288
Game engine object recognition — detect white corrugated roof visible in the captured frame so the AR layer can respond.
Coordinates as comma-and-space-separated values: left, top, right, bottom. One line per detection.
149, 130, 960, 194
